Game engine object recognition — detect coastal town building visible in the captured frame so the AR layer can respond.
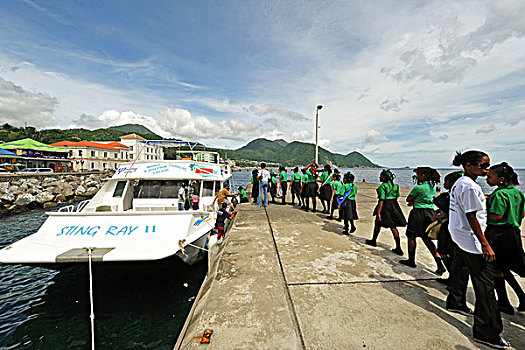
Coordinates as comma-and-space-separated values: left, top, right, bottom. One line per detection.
50, 140, 129, 171
115, 134, 164, 161
0, 138, 72, 172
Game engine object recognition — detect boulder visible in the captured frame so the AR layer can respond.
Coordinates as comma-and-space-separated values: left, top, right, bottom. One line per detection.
75, 185, 86, 196
45, 186, 56, 194
0, 182, 9, 194
84, 187, 99, 197
43, 201, 58, 209
35, 192, 55, 204
42, 177, 58, 186
55, 182, 74, 197
14, 193, 36, 206
55, 194, 67, 202
0, 192, 15, 203
8, 185, 19, 193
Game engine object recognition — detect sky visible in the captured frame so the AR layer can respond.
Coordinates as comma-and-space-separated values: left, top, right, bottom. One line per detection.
0, 0, 524, 167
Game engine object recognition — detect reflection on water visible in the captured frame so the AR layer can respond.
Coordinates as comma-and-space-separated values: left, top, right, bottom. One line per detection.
0, 207, 207, 350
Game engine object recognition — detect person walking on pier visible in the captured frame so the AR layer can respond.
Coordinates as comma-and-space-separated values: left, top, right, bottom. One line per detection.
340, 172, 358, 234
257, 163, 270, 207
485, 162, 525, 315
366, 169, 406, 255
303, 162, 319, 212
290, 167, 302, 206
445, 150, 510, 349
279, 166, 288, 205
328, 172, 343, 221
300, 168, 308, 210
400, 167, 446, 274
319, 164, 333, 214
270, 172, 278, 204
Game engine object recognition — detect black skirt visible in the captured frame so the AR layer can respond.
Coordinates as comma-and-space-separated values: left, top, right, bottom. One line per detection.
485, 224, 525, 277
251, 181, 259, 199
437, 219, 455, 257
319, 184, 332, 201
406, 208, 434, 238
374, 199, 407, 228
305, 182, 319, 197
341, 199, 358, 220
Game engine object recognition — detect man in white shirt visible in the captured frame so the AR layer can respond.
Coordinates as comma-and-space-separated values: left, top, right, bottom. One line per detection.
446, 151, 508, 349
178, 184, 186, 211
258, 162, 270, 207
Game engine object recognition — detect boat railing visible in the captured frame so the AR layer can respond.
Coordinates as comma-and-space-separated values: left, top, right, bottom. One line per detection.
58, 200, 90, 213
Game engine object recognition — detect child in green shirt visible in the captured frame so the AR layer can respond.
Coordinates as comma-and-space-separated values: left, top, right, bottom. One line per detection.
485, 162, 525, 313
290, 167, 303, 206
340, 172, 358, 234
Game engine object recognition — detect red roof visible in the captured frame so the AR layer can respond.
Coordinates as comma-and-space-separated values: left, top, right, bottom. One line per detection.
105, 142, 129, 148
120, 133, 146, 140
51, 140, 123, 151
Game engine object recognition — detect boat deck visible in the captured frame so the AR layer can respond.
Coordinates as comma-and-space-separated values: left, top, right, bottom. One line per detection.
176, 183, 525, 349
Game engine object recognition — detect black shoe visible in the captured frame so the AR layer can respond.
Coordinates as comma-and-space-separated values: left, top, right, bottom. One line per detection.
350, 226, 357, 233
436, 278, 449, 285
498, 302, 515, 315
446, 305, 474, 316
391, 247, 403, 256
365, 239, 376, 247
473, 337, 510, 349
336, 218, 341, 222
342, 230, 349, 235
435, 266, 447, 276
312, 209, 316, 213
399, 259, 416, 268
327, 216, 334, 220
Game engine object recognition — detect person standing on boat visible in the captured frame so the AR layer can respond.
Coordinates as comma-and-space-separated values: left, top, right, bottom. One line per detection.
215, 202, 236, 244
279, 166, 288, 205
290, 167, 302, 206
258, 163, 270, 207
178, 183, 186, 211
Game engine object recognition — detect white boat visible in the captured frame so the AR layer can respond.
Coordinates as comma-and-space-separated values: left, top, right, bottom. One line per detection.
0, 144, 233, 267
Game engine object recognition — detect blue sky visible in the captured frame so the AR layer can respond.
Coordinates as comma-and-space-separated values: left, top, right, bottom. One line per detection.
0, 0, 524, 167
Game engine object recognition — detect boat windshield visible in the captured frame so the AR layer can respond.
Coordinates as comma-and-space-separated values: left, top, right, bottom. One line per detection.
134, 180, 189, 198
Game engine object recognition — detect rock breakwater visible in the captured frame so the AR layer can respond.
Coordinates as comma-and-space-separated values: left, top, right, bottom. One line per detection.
0, 173, 110, 216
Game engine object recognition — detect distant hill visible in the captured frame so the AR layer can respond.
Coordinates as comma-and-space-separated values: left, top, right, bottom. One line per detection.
225, 138, 379, 168
109, 124, 159, 138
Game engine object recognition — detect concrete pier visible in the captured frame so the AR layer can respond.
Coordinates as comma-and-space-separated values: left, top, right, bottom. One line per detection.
176, 183, 525, 349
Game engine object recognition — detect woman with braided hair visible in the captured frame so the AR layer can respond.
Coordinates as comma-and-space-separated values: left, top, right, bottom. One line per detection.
485, 162, 525, 314
366, 169, 406, 254
400, 166, 446, 274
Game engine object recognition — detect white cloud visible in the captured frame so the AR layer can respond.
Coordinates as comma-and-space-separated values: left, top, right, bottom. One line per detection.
248, 104, 308, 120
364, 129, 389, 144
319, 138, 331, 149
475, 124, 496, 134
0, 77, 57, 127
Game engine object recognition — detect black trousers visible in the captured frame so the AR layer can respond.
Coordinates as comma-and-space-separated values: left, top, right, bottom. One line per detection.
281, 182, 287, 203
446, 246, 502, 342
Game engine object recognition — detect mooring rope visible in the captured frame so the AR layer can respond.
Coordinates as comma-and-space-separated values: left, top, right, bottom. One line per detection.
87, 248, 96, 350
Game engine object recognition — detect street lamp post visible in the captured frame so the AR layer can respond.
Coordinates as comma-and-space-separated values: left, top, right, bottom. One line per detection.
315, 105, 323, 164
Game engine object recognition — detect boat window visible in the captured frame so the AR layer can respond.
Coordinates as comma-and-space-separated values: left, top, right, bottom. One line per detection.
134, 180, 186, 198
188, 180, 200, 197
202, 181, 214, 197
215, 181, 222, 195
113, 181, 127, 197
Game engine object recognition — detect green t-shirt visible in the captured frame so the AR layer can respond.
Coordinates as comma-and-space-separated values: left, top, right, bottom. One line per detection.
332, 180, 344, 196
279, 170, 287, 182
301, 174, 308, 184
343, 183, 357, 200
240, 189, 247, 198
320, 171, 332, 183
408, 181, 436, 209
487, 185, 525, 227
271, 176, 278, 184
376, 182, 400, 200
291, 173, 301, 182
306, 169, 316, 183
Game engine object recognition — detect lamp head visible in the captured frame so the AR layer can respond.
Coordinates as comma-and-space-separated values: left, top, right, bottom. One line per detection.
317, 105, 323, 110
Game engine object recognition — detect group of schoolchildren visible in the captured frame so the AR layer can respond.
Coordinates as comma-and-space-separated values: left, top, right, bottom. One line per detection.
248, 151, 524, 348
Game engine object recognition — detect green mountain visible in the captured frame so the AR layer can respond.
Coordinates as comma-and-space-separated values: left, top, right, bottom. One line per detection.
109, 124, 161, 139
225, 138, 379, 168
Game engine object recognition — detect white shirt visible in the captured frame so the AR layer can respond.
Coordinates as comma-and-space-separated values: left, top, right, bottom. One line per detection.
259, 169, 270, 182
448, 176, 487, 254
178, 186, 186, 201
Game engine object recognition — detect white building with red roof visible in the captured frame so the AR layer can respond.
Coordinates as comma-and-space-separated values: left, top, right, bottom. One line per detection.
116, 133, 164, 161
50, 140, 130, 171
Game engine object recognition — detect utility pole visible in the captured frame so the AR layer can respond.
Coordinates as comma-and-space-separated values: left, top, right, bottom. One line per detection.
315, 105, 323, 164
